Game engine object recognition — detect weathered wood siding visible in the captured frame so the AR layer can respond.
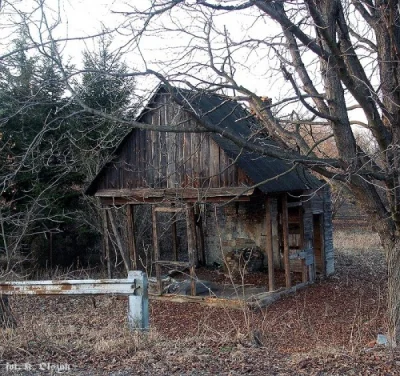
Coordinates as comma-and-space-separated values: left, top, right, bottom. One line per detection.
302, 188, 334, 277
96, 93, 251, 192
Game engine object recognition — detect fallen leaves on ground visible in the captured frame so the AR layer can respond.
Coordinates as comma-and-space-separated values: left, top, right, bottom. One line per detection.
1, 225, 399, 375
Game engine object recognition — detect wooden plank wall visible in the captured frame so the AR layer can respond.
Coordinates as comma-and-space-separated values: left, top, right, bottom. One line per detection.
303, 187, 335, 278
313, 214, 324, 274
97, 93, 248, 192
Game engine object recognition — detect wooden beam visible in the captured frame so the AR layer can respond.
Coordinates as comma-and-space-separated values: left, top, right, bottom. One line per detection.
126, 205, 137, 270
248, 282, 310, 309
265, 197, 275, 292
149, 293, 244, 310
95, 187, 254, 200
270, 198, 281, 269
153, 261, 190, 267
99, 195, 250, 206
152, 206, 162, 295
154, 207, 185, 213
102, 210, 112, 278
186, 203, 197, 296
185, 196, 250, 203
281, 194, 291, 288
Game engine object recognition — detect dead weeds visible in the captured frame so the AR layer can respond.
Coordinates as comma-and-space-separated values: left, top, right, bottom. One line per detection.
1, 224, 399, 375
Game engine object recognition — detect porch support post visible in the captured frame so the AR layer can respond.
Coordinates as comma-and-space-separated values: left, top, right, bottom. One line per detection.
270, 198, 281, 269
265, 197, 275, 291
102, 209, 112, 279
299, 207, 308, 283
152, 206, 162, 294
186, 203, 197, 296
281, 194, 291, 288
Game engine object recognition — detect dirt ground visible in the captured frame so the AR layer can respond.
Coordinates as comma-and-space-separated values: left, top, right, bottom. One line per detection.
1, 223, 400, 375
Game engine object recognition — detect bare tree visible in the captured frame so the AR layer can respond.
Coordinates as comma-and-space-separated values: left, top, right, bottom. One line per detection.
4, 0, 400, 345
100, 0, 398, 345
81, 0, 400, 346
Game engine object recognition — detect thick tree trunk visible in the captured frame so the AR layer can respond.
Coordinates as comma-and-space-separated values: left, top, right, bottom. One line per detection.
0, 296, 17, 328
384, 229, 400, 346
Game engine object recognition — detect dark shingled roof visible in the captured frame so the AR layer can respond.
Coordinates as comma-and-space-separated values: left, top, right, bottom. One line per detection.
169, 86, 322, 193
86, 85, 322, 195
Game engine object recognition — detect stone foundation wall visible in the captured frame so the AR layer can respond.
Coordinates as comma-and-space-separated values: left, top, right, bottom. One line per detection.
202, 197, 266, 265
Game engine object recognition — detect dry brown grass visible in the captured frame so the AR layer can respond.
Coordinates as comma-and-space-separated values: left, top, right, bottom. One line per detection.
333, 222, 382, 252
0, 224, 399, 375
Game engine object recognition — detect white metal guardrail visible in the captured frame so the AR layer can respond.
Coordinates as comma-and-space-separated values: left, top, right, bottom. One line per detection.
0, 270, 149, 330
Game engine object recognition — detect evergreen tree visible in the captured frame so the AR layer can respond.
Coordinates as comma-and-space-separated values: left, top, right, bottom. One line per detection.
0, 32, 136, 272
0, 31, 83, 269
72, 35, 136, 179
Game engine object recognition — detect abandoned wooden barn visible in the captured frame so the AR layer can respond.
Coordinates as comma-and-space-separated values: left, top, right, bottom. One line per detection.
86, 85, 334, 303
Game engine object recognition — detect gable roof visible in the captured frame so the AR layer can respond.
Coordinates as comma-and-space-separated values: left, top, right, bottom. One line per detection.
85, 85, 322, 196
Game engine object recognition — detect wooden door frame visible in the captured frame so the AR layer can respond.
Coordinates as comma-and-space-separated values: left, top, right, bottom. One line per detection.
152, 205, 198, 296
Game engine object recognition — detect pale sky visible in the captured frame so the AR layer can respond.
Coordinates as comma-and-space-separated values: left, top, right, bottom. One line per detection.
0, 0, 369, 128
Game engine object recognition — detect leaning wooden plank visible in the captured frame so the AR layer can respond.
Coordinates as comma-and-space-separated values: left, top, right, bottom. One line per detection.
246, 287, 286, 304
108, 209, 130, 273
102, 209, 112, 278
248, 282, 310, 310
126, 204, 137, 270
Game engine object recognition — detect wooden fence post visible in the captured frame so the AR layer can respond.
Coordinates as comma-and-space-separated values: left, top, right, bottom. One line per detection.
127, 271, 149, 331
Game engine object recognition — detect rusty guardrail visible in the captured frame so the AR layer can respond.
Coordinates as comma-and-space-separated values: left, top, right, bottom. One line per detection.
0, 270, 148, 330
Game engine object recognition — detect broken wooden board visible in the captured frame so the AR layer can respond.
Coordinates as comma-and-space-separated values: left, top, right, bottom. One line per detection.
149, 293, 246, 310
247, 282, 310, 309
149, 282, 311, 311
